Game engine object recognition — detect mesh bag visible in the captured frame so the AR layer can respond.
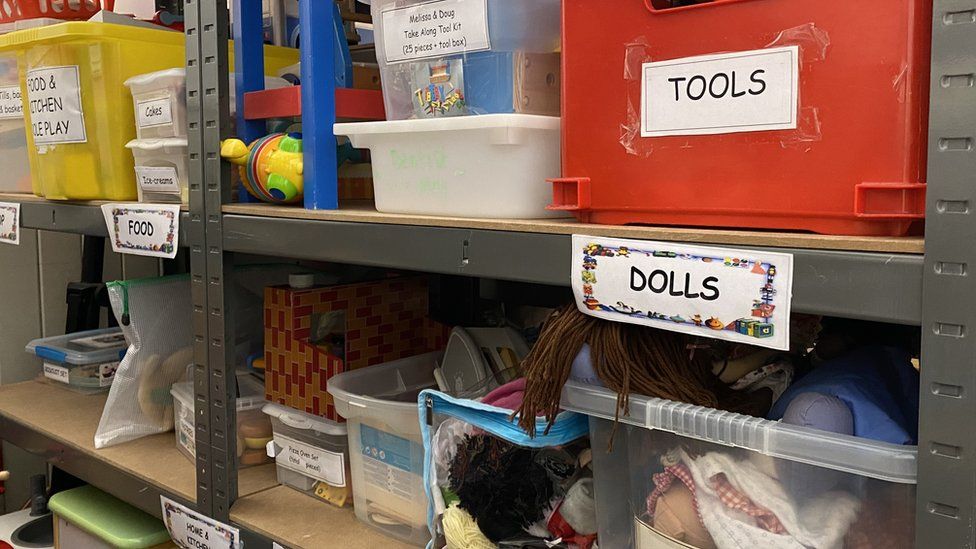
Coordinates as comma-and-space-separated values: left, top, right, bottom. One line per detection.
95, 275, 192, 449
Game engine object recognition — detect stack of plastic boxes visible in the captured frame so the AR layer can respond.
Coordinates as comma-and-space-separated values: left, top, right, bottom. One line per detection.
124, 69, 189, 204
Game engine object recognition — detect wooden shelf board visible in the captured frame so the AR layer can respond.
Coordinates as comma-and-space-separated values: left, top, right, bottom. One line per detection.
0, 380, 276, 502
223, 201, 925, 255
231, 485, 416, 549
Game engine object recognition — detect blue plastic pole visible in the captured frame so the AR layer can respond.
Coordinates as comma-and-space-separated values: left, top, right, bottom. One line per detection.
232, 0, 267, 203
301, 0, 339, 210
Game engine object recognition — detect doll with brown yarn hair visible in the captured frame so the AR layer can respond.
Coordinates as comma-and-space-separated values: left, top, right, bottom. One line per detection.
514, 304, 724, 437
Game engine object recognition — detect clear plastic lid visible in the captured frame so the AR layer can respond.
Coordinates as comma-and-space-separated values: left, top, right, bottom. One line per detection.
125, 137, 188, 153
171, 373, 266, 413
25, 328, 127, 366
561, 381, 918, 484
263, 402, 347, 437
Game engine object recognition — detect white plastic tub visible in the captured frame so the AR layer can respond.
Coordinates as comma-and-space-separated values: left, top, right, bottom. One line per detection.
327, 351, 441, 546
561, 381, 918, 549
334, 114, 564, 219
126, 137, 188, 204
171, 374, 271, 467
124, 68, 187, 140
263, 403, 352, 508
25, 328, 127, 394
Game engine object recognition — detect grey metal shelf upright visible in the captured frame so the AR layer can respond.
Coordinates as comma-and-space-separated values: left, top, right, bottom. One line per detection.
183, 0, 975, 546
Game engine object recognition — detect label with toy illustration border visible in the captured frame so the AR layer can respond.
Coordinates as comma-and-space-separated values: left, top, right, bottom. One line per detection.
161, 496, 240, 549
571, 235, 793, 351
0, 202, 20, 245
101, 203, 180, 259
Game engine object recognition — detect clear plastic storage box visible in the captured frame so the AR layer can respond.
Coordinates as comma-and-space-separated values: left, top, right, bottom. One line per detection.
370, 0, 561, 120
171, 374, 272, 467
263, 403, 352, 508
0, 52, 31, 193
561, 382, 917, 549
334, 114, 563, 219
126, 137, 188, 204
25, 328, 127, 394
327, 351, 441, 547
124, 68, 187, 140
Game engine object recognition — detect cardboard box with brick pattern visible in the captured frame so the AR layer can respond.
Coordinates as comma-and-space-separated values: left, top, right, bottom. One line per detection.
264, 276, 447, 421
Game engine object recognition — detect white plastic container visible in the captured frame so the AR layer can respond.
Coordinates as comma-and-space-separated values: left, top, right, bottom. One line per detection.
25, 328, 127, 394
126, 138, 188, 203
171, 374, 271, 467
263, 403, 353, 508
561, 381, 918, 549
124, 68, 187, 140
334, 114, 564, 219
327, 351, 441, 546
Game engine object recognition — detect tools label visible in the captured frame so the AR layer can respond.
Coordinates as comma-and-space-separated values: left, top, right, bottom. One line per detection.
43, 362, 70, 384
641, 46, 799, 137
0, 202, 20, 245
382, 0, 491, 64
0, 86, 23, 120
273, 433, 347, 487
101, 203, 180, 259
27, 65, 87, 144
136, 96, 174, 128
161, 497, 240, 549
135, 166, 181, 194
571, 235, 794, 351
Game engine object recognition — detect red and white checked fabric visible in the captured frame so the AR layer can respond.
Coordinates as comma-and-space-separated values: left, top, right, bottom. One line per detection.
647, 461, 790, 536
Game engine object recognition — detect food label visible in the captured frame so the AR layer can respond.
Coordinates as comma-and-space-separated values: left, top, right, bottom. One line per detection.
0, 202, 19, 245
136, 96, 174, 128
26, 66, 87, 144
101, 204, 180, 259
42, 362, 70, 384
571, 235, 794, 351
641, 46, 799, 137
274, 433, 346, 487
0, 86, 23, 120
135, 166, 181, 194
161, 497, 240, 549
382, 0, 490, 64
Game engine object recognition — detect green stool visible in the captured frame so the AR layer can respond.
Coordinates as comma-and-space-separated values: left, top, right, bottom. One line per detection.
48, 485, 174, 549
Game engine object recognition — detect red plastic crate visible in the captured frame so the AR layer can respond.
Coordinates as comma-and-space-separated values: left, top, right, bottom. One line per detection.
554, 0, 932, 236
0, 0, 107, 23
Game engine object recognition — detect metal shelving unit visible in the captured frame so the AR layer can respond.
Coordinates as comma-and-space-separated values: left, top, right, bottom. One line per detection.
0, 1, 968, 548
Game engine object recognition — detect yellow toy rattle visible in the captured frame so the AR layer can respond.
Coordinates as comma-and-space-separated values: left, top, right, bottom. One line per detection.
220, 132, 304, 204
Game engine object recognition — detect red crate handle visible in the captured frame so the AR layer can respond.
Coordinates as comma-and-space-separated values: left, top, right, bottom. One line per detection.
643, 0, 758, 14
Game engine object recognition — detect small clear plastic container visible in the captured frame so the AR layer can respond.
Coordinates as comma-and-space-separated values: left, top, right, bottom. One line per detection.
327, 351, 440, 546
171, 374, 272, 467
124, 68, 187, 140
126, 137, 188, 204
263, 403, 352, 508
561, 381, 918, 549
25, 328, 127, 394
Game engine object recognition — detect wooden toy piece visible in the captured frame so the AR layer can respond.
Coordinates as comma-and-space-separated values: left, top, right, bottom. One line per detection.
138, 346, 193, 429
240, 449, 268, 466
220, 133, 304, 204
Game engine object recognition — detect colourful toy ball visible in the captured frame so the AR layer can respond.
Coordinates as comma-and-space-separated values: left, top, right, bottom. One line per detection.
220, 132, 304, 204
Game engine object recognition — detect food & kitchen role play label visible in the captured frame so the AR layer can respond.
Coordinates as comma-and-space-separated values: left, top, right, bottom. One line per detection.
641, 45, 799, 138
26, 66, 87, 144
382, 0, 490, 63
571, 235, 794, 351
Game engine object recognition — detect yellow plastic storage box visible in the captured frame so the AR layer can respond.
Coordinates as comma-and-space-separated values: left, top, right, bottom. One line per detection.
0, 22, 296, 201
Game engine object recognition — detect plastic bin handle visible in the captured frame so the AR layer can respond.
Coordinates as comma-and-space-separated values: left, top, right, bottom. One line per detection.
33, 346, 68, 363
643, 0, 755, 14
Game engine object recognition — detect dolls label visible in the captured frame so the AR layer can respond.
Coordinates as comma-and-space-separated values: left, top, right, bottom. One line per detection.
0, 202, 20, 246
571, 235, 794, 351
136, 96, 174, 128
135, 166, 181, 194
382, 0, 491, 64
641, 45, 799, 138
161, 496, 241, 549
42, 362, 70, 384
101, 203, 180, 259
0, 86, 22, 120
26, 65, 87, 144
273, 433, 347, 487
